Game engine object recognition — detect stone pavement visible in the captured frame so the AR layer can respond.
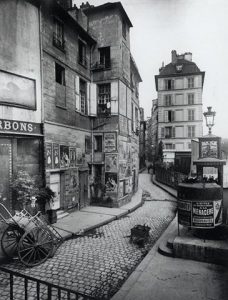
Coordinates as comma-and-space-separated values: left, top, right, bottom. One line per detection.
112, 216, 228, 300
0, 173, 177, 299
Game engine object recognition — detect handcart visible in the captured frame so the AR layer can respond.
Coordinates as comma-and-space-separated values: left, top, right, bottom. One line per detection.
130, 224, 150, 246
0, 203, 63, 267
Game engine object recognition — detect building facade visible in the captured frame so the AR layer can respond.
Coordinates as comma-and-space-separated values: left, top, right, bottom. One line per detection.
0, 0, 141, 213
154, 50, 205, 162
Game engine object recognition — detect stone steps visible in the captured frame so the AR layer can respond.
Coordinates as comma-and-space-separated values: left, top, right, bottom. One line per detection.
158, 236, 175, 257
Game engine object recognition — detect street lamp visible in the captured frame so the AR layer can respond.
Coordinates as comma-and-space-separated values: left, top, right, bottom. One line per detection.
203, 106, 216, 135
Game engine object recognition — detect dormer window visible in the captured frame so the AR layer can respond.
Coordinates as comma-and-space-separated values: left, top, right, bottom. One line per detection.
176, 65, 183, 72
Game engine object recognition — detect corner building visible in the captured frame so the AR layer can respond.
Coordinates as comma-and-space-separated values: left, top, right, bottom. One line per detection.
154, 50, 205, 162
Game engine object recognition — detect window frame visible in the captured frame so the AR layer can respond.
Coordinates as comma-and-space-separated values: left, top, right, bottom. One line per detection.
78, 39, 87, 68
188, 126, 195, 138
55, 63, 65, 86
99, 47, 111, 69
188, 109, 195, 121
97, 83, 111, 116
79, 79, 87, 115
53, 18, 65, 51
187, 77, 194, 88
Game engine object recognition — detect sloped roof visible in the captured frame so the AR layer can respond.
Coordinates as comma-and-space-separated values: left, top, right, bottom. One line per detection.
159, 59, 201, 76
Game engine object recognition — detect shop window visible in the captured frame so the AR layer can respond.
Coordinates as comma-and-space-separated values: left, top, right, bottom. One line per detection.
97, 83, 111, 116
99, 47, 111, 69
94, 135, 102, 152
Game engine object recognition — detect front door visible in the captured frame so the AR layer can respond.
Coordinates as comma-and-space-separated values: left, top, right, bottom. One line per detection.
0, 139, 12, 212
50, 173, 61, 210
79, 171, 88, 209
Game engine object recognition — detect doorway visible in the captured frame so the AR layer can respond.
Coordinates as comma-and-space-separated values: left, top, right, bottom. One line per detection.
79, 171, 88, 209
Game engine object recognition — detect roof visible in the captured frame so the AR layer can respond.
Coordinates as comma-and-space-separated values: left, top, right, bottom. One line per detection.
154, 58, 205, 91
130, 54, 142, 82
83, 2, 133, 27
159, 59, 201, 76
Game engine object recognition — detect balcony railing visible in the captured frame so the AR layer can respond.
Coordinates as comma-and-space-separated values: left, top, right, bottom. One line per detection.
53, 32, 65, 52
91, 61, 111, 71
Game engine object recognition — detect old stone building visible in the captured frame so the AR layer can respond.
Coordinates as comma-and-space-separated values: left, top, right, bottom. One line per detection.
0, 0, 141, 213
154, 50, 205, 163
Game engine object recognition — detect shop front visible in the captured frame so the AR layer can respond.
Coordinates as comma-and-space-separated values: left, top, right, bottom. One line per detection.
0, 119, 43, 213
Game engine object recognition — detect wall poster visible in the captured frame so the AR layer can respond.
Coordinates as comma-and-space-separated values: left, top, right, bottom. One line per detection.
60, 145, 70, 168
119, 180, 124, 198
119, 162, 127, 179
105, 154, 118, 172
104, 132, 116, 152
69, 147, 76, 167
53, 143, 60, 169
105, 173, 118, 195
45, 142, 52, 169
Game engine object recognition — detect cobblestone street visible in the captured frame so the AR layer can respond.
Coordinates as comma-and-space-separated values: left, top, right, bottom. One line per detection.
0, 174, 176, 299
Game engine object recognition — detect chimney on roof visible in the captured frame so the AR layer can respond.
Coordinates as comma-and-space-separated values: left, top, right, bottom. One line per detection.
184, 52, 192, 62
159, 61, 165, 74
171, 50, 177, 64
57, 0, 73, 10
80, 1, 92, 9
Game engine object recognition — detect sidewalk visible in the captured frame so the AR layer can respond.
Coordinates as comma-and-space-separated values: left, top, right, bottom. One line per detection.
112, 216, 228, 300
53, 187, 143, 239
152, 175, 177, 198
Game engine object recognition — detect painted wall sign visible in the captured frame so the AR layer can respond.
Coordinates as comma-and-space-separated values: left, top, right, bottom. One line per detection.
60, 145, 70, 168
45, 142, 53, 169
0, 119, 41, 135
69, 147, 76, 167
104, 132, 116, 152
105, 154, 118, 172
0, 70, 36, 109
53, 144, 60, 169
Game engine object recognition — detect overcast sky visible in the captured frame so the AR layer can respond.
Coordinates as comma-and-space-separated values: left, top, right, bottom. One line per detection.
74, 0, 228, 138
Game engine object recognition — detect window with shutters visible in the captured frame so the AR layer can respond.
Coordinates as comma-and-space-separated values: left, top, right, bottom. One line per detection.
165, 127, 172, 138
165, 110, 175, 122
188, 109, 195, 121
97, 83, 111, 116
165, 79, 174, 90
80, 79, 87, 114
164, 95, 172, 106
188, 93, 194, 105
188, 77, 194, 88
188, 126, 195, 138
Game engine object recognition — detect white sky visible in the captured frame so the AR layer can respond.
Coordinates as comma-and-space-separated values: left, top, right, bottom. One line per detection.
74, 0, 228, 138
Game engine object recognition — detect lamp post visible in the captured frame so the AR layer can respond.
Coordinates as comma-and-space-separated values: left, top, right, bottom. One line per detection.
203, 106, 216, 135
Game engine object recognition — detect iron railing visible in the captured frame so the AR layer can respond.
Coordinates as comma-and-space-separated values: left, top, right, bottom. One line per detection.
0, 266, 100, 300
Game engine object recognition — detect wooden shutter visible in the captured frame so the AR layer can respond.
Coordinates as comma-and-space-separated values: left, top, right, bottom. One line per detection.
165, 111, 168, 122
75, 75, 80, 111
111, 81, 118, 115
87, 82, 90, 115
90, 83, 97, 116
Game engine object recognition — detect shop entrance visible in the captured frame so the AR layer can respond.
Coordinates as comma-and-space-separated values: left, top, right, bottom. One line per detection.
0, 137, 43, 213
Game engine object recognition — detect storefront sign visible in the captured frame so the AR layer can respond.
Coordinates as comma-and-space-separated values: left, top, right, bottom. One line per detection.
104, 132, 116, 152
45, 142, 53, 169
0, 119, 41, 135
53, 144, 60, 169
105, 154, 118, 172
192, 201, 214, 228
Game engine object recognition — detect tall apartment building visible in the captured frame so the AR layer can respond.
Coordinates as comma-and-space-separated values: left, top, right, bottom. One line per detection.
0, 0, 141, 213
154, 50, 205, 162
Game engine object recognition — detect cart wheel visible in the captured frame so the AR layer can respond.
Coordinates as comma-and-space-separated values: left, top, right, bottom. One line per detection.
18, 227, 53, 267
1, 225, 23, 258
